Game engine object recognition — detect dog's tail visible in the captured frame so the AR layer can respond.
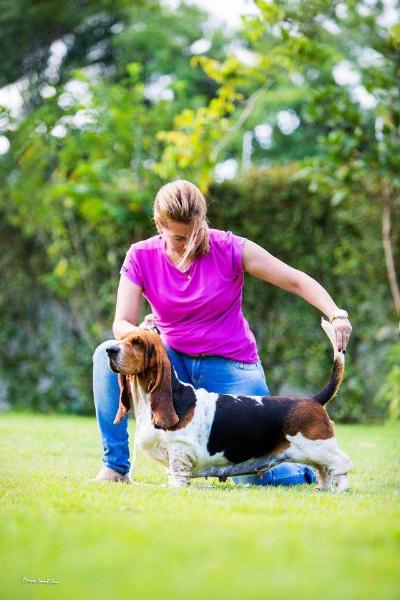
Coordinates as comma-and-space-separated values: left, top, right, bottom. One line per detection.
312, 318, 345, 406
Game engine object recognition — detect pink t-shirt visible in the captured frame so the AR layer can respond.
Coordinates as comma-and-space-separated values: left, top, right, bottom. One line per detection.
120, 229, 258, 362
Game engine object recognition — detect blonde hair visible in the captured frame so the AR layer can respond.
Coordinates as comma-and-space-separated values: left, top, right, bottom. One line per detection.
154, 180, 210, 269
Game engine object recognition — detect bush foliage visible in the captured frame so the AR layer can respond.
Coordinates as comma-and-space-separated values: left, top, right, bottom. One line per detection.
0, 0, 398, 420
1, 165, 398, 421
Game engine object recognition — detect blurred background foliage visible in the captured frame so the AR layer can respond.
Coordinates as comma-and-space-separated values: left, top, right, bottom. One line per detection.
0, 0, 398, 420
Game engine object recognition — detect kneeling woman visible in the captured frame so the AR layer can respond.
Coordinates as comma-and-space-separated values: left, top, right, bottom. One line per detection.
93, 179, 352, 485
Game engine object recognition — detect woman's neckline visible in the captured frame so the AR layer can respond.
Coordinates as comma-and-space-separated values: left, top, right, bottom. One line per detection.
160, 236, 197, 278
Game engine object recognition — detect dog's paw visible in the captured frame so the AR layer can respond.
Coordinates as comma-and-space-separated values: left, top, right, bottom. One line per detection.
168, 478, 191, 488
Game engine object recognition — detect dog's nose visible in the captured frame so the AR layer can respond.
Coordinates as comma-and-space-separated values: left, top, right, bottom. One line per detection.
106, 346, 120, 357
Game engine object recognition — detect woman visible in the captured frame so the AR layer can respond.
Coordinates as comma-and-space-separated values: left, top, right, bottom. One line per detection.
93, 180, 352, 485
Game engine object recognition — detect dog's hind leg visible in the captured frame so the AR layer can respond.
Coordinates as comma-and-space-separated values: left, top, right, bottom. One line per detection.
332, 472, 350, 492
315, 466, 331, 491
286, 433, 352, 492
322, 447, 352, 492
316, 464, 351, 492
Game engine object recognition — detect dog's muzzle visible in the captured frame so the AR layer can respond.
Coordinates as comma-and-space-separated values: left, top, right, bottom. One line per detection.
106, 346, 121, 373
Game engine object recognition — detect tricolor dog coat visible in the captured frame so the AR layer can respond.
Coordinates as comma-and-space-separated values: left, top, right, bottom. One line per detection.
106, 319, 352, 491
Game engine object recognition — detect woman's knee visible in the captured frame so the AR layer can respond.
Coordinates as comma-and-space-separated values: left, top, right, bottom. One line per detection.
92, 339, 116, 363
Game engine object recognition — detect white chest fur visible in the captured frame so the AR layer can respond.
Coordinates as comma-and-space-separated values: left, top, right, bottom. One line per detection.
130, 383, 229, 471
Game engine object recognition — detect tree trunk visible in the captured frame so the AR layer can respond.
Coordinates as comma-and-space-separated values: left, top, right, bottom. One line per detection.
382, 188, 400, 318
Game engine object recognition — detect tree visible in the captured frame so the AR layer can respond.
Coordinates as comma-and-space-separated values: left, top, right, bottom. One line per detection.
0, 0, 231, 342
0, 0, 232, 412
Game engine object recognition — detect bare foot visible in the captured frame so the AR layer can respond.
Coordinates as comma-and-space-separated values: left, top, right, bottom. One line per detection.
93, 466, 132, 483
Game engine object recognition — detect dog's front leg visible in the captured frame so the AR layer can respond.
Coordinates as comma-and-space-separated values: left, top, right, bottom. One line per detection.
167, 445, 193, 487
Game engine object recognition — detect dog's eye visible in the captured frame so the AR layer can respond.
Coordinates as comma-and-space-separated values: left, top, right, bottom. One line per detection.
132, 339, 144, 348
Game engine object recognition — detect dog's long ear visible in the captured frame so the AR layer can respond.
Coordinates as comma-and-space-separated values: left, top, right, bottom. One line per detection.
113, 374, 132, 424
149, 343, 179, 430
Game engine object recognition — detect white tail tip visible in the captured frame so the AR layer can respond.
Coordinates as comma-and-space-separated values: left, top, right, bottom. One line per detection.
321, 317, 343, 361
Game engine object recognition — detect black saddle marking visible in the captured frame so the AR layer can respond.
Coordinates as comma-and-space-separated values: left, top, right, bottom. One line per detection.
207, 394, 297, 463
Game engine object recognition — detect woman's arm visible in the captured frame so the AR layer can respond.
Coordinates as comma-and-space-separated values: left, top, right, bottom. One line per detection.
242, 239, 352, 352
112, 276, 143, 340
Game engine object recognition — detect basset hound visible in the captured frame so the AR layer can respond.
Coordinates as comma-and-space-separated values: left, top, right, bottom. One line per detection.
106, 319, 352, 491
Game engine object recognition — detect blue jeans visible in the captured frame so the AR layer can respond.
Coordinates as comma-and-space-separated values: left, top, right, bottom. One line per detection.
93, 341, 317, 486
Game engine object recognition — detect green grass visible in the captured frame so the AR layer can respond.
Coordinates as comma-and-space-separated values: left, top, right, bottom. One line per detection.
0, 414, 399, 600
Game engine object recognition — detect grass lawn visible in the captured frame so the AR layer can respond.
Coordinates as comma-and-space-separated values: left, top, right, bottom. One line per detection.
0, 414, 399, 600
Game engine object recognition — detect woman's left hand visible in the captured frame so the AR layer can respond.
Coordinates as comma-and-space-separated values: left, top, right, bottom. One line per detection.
332, 318, 352, 353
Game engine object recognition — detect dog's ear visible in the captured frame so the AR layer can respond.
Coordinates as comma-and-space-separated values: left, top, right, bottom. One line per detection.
149, 344, 179, 430
113, 374, 132, 424
145, 341, 155, 370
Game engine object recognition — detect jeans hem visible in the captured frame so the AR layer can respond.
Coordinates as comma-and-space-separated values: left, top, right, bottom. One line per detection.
104, 461, 130, 476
